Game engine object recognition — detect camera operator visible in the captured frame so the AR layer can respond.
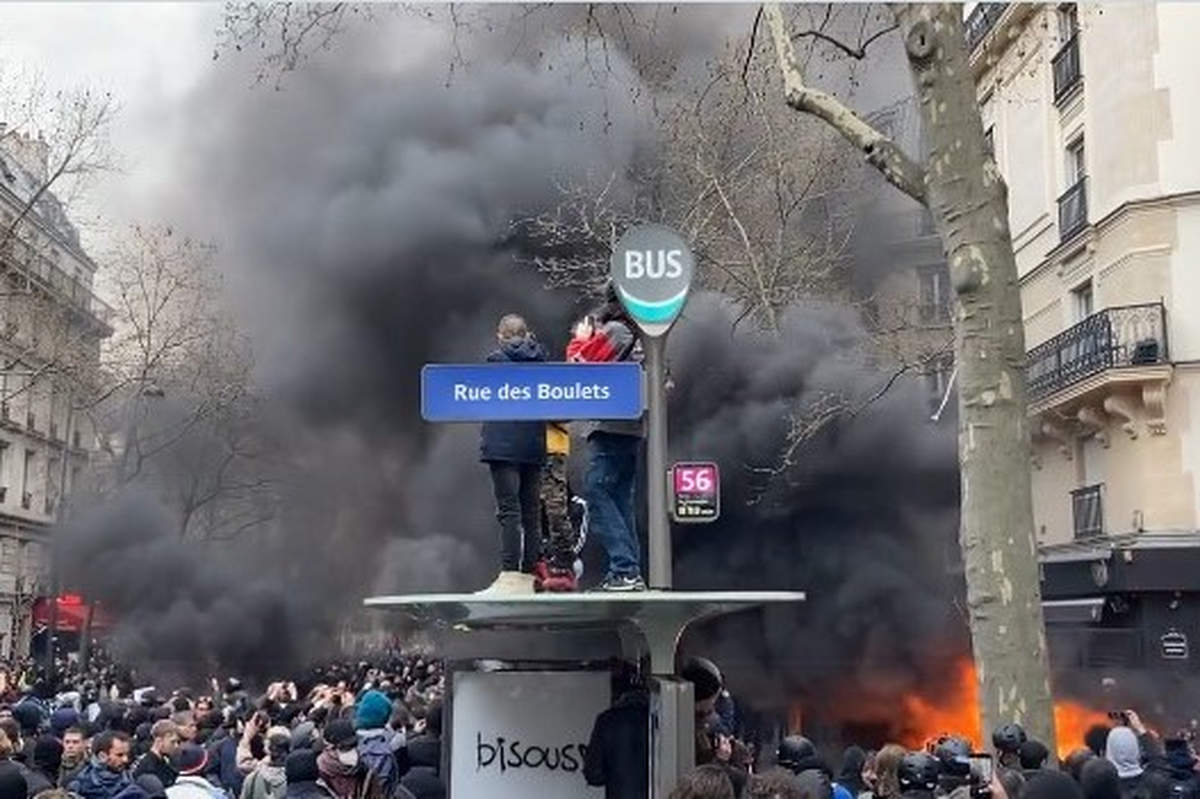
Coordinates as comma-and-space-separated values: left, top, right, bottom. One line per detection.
897, 753, 940, 799
991, 725, 1026, 771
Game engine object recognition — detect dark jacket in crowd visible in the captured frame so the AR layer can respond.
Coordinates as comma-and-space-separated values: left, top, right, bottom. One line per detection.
479, 337, 548, 465
839, 747, 868, 798
21, 765, 52, 799
206, 729, 244, 796
789, 754, 834, 799
70, 761, 134, 799
584, 690, 649, 799
400, 734, 443, 799
1081, 758, 1121, 799
134, 751, 179, 789
0, 763, 28, 799
285, 751, 334, 799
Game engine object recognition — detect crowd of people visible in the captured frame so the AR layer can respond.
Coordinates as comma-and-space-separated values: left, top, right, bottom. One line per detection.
666, 699, 1200, 799
578, 655, 1200, 799
0, 649, 447, 799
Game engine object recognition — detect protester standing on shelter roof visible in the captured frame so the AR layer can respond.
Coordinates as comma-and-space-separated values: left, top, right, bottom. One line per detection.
477, 314, 548, 595
567, 284, 646, 592
538, 420, 580, 591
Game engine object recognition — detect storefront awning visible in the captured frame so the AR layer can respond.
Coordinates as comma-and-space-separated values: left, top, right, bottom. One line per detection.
31, 596, 114, 633
1042, 597, 1105, 624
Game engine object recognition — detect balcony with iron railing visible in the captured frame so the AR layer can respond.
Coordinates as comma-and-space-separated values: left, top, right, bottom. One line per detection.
1026, 303, 1168, 403
965, 3, 1008, 52
1071, 483, 1103, 540
1052, 34, 1083, 105
0, 234, 114, 330
1058, 176, 1088, 243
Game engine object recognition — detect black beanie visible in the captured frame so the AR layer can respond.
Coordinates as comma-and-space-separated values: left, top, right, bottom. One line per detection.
32, 736, 63, 772
285, 750, 320, 783
680, 658, 722, 702
11, 704, 40, 735
323, 719, 356, 750
1019, 739, 1051, 770
1080, 758, 1120, 799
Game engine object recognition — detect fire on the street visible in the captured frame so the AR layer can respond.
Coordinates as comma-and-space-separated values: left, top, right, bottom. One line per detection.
896, 659, 1110, 758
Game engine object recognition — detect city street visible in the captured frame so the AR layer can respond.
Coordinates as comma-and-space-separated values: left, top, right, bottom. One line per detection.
0, 3, 1196, 799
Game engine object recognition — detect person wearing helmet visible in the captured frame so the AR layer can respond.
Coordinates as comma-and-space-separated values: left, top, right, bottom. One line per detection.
777, 736, 858, 799
897, 753, 940, 799
992, 724, 1027, 770
933, 737, 971, 795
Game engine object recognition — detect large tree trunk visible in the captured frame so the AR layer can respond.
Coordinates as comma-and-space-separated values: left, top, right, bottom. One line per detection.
896, 4, 1055, 746
766, 2, 1056, 746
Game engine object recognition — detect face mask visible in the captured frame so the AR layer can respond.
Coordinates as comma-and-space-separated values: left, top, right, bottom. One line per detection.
337, 750, 358, 768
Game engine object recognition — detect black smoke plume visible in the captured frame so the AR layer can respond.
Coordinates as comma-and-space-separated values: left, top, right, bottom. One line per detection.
59, 6, 971, 714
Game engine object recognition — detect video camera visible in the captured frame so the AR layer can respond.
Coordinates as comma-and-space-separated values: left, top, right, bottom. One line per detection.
932, 736, 992, 799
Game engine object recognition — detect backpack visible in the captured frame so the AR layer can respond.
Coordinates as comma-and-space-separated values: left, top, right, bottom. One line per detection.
358, 734, 400, 798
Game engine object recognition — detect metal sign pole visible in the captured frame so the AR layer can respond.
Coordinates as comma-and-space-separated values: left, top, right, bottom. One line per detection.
645, 336, 671, 590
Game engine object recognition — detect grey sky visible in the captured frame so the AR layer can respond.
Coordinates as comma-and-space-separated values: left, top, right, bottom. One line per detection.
0, 3, 220, 241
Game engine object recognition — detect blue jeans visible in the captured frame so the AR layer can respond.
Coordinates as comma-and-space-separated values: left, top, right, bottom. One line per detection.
586, 432, 641, 579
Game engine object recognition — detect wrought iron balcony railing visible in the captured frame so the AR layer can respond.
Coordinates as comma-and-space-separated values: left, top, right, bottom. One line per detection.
1071, 483, 1103, 540
0, 235, 114, 328
1058, 176, 1088, 242
965, 3, 1008, 52
1026, 303, 1168, 402
1052, 34, 1083, 105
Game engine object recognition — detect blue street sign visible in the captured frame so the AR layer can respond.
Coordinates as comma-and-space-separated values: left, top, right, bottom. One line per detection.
421, 362, 644, 422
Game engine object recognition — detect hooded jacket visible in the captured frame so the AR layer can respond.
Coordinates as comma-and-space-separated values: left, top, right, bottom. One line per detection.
479, 337, 549, 465
1105, 728, 1143, 779
240, 763, 287, 799
399, 734, 441, 799
70, 762, 134, 799
584, 690, 649, 799
165, 775, 225, 799
314, 750, 383, 799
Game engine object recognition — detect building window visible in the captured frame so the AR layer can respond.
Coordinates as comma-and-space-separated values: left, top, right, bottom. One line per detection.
1073, 280, 1094, 322
918, 265, 951, 324
1059, 137, 1089, 241
0, 539, 13, 576
1052, 6, 1083, 105
1058, 3, 1080, 39
21, 449, 33, 510
1066, 137, 1086, 185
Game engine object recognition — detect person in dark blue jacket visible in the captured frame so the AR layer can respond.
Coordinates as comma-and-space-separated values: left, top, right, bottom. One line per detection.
478, 314, 547, 595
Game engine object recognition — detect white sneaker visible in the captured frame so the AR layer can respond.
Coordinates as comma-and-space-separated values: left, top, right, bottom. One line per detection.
475, 571, 536, 596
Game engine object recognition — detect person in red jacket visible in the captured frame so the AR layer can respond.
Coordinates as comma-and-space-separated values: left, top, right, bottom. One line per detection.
566, 287, 646, 591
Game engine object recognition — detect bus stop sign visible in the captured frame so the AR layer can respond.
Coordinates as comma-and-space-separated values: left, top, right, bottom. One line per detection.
611, 224, 695, 337
670, 462, 720, 523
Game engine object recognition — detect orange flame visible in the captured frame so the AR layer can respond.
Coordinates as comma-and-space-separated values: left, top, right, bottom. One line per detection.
896, 659, 1110, 759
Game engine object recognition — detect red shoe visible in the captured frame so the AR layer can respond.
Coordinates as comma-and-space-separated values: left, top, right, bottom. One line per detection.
541, 568, 578, 593
532, 560, 550, 591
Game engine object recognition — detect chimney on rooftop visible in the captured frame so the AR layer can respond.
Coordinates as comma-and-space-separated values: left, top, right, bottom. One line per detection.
0, 128, 49, 186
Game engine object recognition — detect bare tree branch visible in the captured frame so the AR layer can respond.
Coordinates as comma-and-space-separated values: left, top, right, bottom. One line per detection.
764, 3, 926, 204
